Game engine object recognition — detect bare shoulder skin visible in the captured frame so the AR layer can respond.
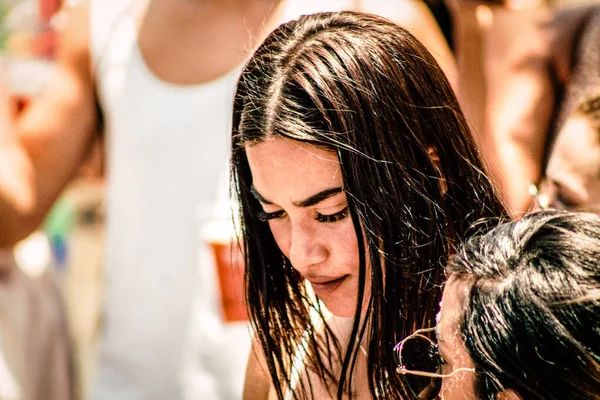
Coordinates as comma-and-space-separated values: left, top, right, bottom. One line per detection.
243, 337, 275, 400
484, 7, 555, 215
0, 0, 100, 246
483, 5, 590, 215
361, 0, 458, 91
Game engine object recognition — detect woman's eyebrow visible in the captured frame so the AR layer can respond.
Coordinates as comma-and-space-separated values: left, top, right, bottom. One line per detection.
250, 186, 344, 207
294, 187, 344, 207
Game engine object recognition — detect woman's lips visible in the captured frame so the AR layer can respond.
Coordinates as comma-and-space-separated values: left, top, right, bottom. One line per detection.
308, 275, 349, 296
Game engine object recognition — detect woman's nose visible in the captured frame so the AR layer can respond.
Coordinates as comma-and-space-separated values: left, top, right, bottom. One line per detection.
287, 221, 327, 275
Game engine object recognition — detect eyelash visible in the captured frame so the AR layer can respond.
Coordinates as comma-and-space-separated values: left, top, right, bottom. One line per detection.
256, 207, 349, 224
256, 210, 284, 222
315, 207, 349, 223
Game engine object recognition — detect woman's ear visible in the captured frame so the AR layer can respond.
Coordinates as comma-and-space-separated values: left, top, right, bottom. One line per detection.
496, 389, 522, 400
427, 147, 448, 195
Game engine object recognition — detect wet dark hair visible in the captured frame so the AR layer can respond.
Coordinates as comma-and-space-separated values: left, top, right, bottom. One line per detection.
231, 11, 507, 399
447, 210, 600, 399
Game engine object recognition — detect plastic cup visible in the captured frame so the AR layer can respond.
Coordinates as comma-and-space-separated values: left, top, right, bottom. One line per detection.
201, 220, 247, 323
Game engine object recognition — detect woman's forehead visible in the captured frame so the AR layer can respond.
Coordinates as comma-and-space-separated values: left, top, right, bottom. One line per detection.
438, 278, 469, 338
246, 138, 343, 201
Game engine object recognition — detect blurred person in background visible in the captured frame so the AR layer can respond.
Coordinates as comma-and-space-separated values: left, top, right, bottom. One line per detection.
478, 1, 600, 215
0, 249, 75, 400
396, 210, 600, 399
531, 90, 600, 214
0, 0, 456, 399
0, 2, 75, 400
408, 0, 550, 183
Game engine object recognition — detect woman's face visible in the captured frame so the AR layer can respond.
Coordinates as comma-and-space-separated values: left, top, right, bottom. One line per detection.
544, 115, 600, 214
245, 137, 363, 317
437, 278, 477, 399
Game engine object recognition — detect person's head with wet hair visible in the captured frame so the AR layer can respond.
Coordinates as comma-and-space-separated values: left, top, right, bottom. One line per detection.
231, 11, 507, 399
402, 210, 600, 399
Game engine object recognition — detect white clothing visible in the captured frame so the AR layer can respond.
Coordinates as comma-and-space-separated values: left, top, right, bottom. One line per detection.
90, 1, 249, 399
88, 1, 368, 399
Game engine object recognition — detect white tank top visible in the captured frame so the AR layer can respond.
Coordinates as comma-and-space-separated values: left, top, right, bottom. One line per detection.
90, 1, 247, 399
89, 1, 364, 399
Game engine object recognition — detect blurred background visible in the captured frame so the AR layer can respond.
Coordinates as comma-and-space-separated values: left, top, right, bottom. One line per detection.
1, 1, 104, 398
0, 0, 598, 399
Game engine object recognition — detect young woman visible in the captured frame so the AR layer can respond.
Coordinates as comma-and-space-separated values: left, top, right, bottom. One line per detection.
231, 11, 507, 399
397, 210, 600, 399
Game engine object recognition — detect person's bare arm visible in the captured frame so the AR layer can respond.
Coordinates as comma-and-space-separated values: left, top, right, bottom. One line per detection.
448, 2, 488, 144
0, 0, 99, 246
483, 8, 554, 216
361, 0, 458, 91
243, 337, 273, 400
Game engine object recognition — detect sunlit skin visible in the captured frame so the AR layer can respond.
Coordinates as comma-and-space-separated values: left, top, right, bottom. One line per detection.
437, 279, 522, 400
543, 115, 600, 213
245, 137, 368, 318
437, 278, 478, 400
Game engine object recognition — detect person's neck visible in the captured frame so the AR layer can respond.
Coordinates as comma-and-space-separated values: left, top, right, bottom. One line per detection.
327, 313, 371, 354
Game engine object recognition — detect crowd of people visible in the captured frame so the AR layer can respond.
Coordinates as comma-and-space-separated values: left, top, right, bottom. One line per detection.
0, 0, 598, 399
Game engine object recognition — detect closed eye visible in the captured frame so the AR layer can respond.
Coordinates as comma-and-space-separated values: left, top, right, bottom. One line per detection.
315, 207, 349, 223
256, 210, 285, 222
